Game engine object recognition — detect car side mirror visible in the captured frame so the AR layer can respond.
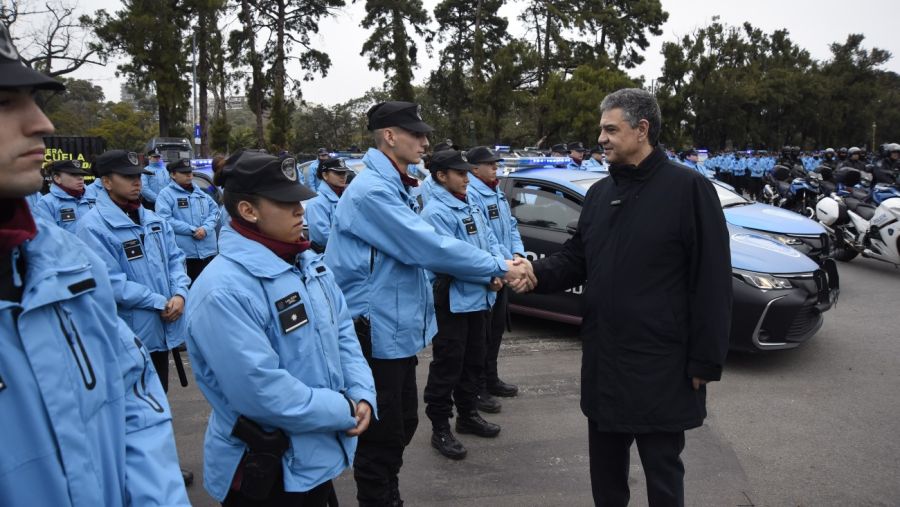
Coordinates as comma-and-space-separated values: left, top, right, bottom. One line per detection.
565, 220, 578, 235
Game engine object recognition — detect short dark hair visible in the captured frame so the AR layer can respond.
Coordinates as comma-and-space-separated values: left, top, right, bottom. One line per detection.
600, 88, 662, 146
221, 190, 261, 220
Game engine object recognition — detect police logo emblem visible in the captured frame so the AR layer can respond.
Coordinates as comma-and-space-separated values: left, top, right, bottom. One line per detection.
415, 105, 423, 121
127, 152, 139, 166
0, 24, 19, 61
281, 158, 297, 182
72, 160, 82, 169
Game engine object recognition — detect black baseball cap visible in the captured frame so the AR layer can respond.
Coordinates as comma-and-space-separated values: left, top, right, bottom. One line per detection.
550, 143, 567, 153
167, 158, 193, 173
94, 150, 153, 177
430, 150, 475, 172
321, 157, 350, 172
466, 146, 504, 164
568, 142, 588, 152
0, 23, 65, 91
221, 150, 315, 202
317, 147, 329, 155
48, 160, 88, 175
366, 101, 434, 133
590, 145, 604, 155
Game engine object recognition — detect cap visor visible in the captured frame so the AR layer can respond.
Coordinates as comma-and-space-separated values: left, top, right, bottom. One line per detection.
257, 183, 317, 202
58, 169, 89, 176
474, 156, 504, 163
0, 62, 65, 91
110, 165, 154, 176
399, 119, 434, 133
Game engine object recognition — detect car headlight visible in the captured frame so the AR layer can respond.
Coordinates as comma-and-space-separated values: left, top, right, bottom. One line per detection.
733, 269, 793, 289
748, 229, 804, 247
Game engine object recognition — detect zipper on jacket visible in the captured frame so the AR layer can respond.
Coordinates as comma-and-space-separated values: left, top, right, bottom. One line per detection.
369, 247, 376, 274
52, 305, 97, 390
131, 337, 165, 413
315, 276, 336, 325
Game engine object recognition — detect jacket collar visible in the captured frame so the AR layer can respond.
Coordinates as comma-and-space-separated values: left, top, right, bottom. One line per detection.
95, 195, 160, 229
317, 182, 340, 203
608, 147, 667, 184
219, 225, 325, 280
166, 180, 196, 195
468, 176, 499, 197
362, 148, 410, 197
49, 183, 82, 201
430, 183, 469, 211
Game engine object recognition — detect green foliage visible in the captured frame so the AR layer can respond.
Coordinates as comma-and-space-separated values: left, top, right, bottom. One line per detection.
360, 0, 431, 101
42, 78, 106, 135
86, 102, 158, 151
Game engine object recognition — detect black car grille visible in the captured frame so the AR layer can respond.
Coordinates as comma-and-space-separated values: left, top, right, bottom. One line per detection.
785, 306, 821, 341
791, 233, 830, 262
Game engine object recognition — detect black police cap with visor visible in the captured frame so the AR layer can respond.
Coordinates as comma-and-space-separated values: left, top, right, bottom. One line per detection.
366, 101, 434, 133
0, 23, 65, 91
316, 157, 350, 179
167, 158, 193, 173
47, 160, 89, 176
220, 150, 315, 202
94, 150, 154, 177
466, 146, 504, 165
430, 150, 475, 173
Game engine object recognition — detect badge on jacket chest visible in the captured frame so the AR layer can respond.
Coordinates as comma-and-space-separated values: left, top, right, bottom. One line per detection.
60, 208, 76, 222
122, 239, 144, 260
177, 198, 189, 209
462, 216, 478, 235
276, 292, 308, 333
487, 204, 500, 220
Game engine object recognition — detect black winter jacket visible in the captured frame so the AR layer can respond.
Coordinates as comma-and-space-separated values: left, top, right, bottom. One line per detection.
532, 147, 732, 433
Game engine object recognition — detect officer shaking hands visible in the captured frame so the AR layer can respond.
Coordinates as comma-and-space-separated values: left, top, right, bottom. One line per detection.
186, 150, 375, 505
33, 159, 96, 232
325, 100, 536, 507
0, 21, 189, 506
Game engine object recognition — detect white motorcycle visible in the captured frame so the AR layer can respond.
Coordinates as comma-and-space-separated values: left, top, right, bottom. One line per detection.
815, 190, 900, 266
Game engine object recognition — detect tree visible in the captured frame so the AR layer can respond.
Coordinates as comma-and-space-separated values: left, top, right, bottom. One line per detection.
87, 102, 158, 151
571, 0, 668, 69
85, 0, 192, 136
229, 0, 267, 148
360, 0, 431, 101
42, 77, 106, 135
6, 0, 104, 77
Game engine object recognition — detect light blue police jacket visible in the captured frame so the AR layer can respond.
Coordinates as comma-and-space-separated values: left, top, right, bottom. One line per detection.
84, 178, 107, 201
186, 226, 376, 501
33, 184, 97, 233
304, 160, 322, 192
24, 191, 42, 209
305, 182, 339, 247
566, 159, 585, 170
140, 162, 170, 204
467, 176, 525, 260
155, 181, 220, 260
422, 184, 503, 312
76, 198, 190, 352
582, 157, 606, 171
324, 148, 509, 359
0, 217, 189, 506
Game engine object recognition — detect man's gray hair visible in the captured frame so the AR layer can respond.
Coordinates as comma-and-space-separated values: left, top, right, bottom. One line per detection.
600, 88, 662, 146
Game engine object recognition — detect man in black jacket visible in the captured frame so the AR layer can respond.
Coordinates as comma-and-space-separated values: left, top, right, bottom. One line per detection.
529, 88, 732, 507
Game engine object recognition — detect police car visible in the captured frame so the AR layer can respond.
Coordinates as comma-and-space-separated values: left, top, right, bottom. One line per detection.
501, 167, 838, 352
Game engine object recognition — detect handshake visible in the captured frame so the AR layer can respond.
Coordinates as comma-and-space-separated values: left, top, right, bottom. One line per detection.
498, 257, 538, 293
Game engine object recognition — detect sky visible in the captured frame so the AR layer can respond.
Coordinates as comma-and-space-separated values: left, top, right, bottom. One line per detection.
31, 0, 900, 106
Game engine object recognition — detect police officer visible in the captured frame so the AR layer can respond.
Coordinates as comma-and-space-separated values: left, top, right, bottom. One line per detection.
155, 158, 220, 283
325, 100, 536, 506
567, 142, 588, 170
33, 159, 96, 232
304, 147, 330, 192
874, 143, 900, 184
748, 153, 767, 201
678, 149, 702, 174
466, 146, 526, 413
583, 145, 606, 171
0, 22, 189, 505
820, 148, 838, 170
141, 150, 170, 210
186, 150, 376, 505
422, 149, 505, 460
306, 157, 350, 252
550, 143, 567, 157
732, 151, 747, 196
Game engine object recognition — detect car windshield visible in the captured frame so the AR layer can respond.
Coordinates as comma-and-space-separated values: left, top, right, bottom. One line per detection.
571, 177, 604, 191
713, 183, 750, 208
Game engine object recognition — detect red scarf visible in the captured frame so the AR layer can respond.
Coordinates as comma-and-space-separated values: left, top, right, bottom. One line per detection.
179, 183, 195, 193
113, 199, 142, 212
230, 216, 310, 262
477, 175, 500, 191
452, 192, 468, 202
58, 184, 85, 200
382, 151, 420, 188
326, 182, 345, 197
0, 198, 38, 251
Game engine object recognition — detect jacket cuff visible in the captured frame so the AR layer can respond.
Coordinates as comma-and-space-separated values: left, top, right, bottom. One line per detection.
687, 359, 723, 382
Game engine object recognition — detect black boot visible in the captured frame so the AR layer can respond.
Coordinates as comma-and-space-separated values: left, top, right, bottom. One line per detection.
487, 378, 519, 397
476, 391, 502, 414
431, 426, 467, 460
456, 410, 501, 438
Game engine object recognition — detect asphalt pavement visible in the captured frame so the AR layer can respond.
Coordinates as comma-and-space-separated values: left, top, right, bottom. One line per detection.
168, 255, 900, 506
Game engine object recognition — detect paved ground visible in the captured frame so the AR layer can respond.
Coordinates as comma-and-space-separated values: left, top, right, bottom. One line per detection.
168, 256, 900, 506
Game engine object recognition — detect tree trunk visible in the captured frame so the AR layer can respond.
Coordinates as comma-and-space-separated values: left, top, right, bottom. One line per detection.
240, 0, 266, 148
269, 0, 288, 149
391, 7, 415, 101
198, 10, 210, 157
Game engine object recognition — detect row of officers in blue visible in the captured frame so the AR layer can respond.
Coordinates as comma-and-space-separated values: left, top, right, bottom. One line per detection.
4, 34, 536, 505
